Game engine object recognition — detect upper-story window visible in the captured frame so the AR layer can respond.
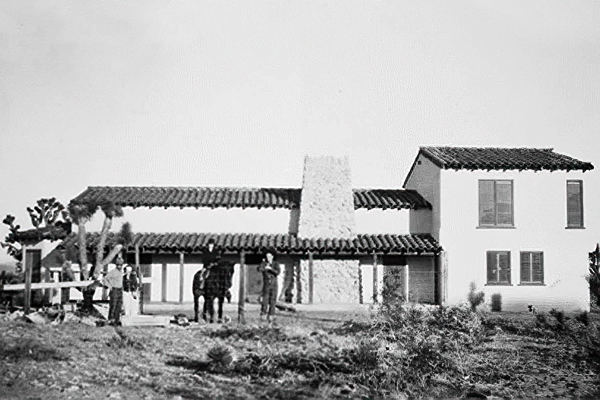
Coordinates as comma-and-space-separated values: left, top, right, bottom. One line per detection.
479, 180, 514, 227
566, 180, 584, 228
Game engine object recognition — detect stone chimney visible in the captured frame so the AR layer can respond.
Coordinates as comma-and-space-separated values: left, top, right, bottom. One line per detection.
298, 155, 356, 239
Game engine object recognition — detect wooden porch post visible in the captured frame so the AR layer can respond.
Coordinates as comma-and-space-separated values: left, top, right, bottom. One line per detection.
403, 264, 410, 302
308, 251, 314, 304
372, 252, 378, 303
24, 247, 32, 315
135, 245, 143, 315
238, 250, 246, 324
179, 252, 185, 304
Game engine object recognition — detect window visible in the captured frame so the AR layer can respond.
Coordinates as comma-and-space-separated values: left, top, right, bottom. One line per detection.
479, 180, 514, 227
567, 180, 584, 228
487, 251, 511, 285
520, 252, 544, 284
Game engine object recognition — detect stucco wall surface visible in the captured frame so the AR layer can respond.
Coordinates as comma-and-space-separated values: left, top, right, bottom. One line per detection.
404, 154, 440, 239
439, 169, 598, 312
84, 207, 293, 234
354, 209, 409, 234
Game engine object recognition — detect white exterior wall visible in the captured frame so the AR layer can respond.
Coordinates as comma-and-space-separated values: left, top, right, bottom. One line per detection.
404, 154, 441, 240
85, 207, 293, 234
354, 209, 409, 234
439, 168, 597, 312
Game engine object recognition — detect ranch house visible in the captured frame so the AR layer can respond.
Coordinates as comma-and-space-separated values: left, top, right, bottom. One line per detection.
18, 147, 596, 312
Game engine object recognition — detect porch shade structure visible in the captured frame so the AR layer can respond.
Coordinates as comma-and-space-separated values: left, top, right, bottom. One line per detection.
60, 232, 442, 256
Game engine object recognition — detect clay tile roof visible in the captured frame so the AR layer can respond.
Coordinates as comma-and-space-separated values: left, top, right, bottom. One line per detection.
60, 232, 441, 255
352, 189, 430, 209
419, 146, 594, 172
71, 187, 431, 210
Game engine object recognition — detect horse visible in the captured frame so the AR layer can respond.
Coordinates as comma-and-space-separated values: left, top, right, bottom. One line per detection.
192, 260, 234, 323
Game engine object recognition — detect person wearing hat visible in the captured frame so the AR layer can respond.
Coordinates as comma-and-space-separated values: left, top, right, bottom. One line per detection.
258, 251, 281, 321
103, 253, 125, 325
199, 238, 221, 291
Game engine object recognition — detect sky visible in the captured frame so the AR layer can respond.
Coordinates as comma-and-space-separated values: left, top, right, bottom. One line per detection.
1, 1, 599, 263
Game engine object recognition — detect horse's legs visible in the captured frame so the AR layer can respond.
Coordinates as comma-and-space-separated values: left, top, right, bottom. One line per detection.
193, 295, 199, 322
206, 296, 215, 323
217, 296, 224, 323
202, 296, 208, 322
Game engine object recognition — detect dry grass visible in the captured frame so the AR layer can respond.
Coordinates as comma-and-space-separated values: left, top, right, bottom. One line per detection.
0, 306, 599, 399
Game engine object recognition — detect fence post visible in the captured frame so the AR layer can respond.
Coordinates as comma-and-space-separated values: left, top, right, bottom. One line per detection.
238, 250, 246, 324
308, 251, 314, 304
24, 248, 32, 315
372, 252, 378, 303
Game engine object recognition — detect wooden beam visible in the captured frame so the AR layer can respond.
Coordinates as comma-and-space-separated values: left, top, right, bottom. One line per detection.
372, 252, 378, 303
358, 262, 363, 304
179, 252, 185, 303
296, 261, 302, 304
403, 264, 410, 302
238, 251, 246, 324
2, 281, 94, 291
161, 263, 167, 303
308, 252, 314, 304
24, 248, 32, 315
135, 245, 143, 315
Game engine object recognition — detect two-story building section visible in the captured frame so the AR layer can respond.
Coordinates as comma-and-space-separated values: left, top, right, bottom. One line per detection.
404, 147, 596, 312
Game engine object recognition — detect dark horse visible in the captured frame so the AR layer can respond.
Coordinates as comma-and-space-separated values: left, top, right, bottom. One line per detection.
193, 260, 234, 323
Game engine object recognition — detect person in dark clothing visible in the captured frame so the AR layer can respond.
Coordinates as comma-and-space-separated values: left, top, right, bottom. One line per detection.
199, 238, 221, 291
258, 251, 281, 320
122, 265, 138, 317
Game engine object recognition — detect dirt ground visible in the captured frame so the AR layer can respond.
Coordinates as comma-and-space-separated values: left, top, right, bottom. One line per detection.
0, 304, 599, 400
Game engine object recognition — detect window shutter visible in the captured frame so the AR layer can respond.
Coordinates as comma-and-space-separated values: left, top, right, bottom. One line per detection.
567, 181, 583, 227
532, 252, 544, 283
498, 252, 510, 283
520, 252, 530, 283
479, 181, 496, 226
496, 181, 513, 225
487, 251, 497, 283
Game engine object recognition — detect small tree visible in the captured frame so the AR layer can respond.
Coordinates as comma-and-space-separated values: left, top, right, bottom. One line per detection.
1, 198, 71, 261
467, 282, 485, 312
588, 243, 600, 308
67, 199, 131, 310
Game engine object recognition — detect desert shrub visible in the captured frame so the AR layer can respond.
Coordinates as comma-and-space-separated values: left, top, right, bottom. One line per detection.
0, 337, 69, 361
535, 313, 549, 328
491, 293, 502, 312
106, 328, 145, 350
575, 311, 589, 326
206, 345, 233, 371
208, 324, 287, 342
467, 282, 485, 312
549, 309, 568, 330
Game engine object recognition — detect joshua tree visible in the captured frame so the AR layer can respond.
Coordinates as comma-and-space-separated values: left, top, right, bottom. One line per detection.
68, 199, 132, 310
1, 198, 71, 261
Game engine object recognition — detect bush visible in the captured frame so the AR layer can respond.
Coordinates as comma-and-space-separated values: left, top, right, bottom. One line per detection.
549, 308, 568, 330
467, 282, 485, 312
491, 293, 502, 312
206, 345, 233, 371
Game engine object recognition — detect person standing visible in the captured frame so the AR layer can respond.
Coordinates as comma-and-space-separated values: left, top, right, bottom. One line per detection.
122, 265, 138, 317
199, 238, 221, 290
258, 251, 280, 321
104, 253, 125, 325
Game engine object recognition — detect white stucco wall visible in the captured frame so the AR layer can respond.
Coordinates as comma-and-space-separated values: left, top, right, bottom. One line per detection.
404, 154, 441, 239
439, 168, 598, 312
354, 209, 409, 234
84, 207, 293, 234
